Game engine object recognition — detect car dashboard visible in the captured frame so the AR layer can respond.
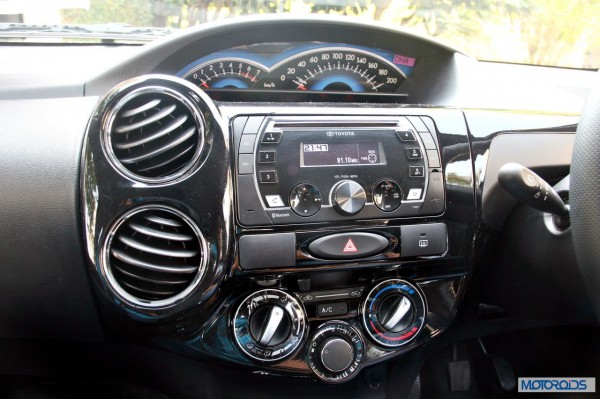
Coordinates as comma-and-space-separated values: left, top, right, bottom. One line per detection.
0, 15, 596, 398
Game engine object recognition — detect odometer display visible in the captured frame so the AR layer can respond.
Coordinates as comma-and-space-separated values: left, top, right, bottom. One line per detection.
266, 48, 406, 93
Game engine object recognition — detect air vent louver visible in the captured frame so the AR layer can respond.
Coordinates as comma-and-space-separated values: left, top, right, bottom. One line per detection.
105, 88, 204, 183
104, 206, 206, 305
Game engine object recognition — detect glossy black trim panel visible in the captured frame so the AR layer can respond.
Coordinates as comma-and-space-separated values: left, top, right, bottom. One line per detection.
82, 75, 232, 321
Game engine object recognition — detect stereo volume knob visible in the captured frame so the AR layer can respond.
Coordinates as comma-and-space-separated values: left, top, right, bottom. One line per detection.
331, 180, 366, 215
233, 289, 306, 362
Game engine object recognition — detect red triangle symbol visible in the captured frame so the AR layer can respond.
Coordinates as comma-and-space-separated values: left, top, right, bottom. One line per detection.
343, 238, 358, 253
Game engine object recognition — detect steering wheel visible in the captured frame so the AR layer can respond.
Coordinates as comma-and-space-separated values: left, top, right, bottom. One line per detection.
570, 70, 600, 322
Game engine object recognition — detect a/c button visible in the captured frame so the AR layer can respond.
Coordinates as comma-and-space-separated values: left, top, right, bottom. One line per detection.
317, 302, 348, 317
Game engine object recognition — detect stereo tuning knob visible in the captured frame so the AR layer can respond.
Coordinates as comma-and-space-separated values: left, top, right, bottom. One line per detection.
331, 180, 366, 216
233, 289, 306, 362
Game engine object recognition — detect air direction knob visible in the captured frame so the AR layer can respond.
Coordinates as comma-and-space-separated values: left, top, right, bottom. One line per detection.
332, 180, 366, 215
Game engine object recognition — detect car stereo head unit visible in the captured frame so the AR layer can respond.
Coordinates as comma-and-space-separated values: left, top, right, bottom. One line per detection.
233, 115, 444, 226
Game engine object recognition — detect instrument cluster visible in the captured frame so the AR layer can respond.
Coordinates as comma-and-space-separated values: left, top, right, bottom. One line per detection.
178, 42, 416, 96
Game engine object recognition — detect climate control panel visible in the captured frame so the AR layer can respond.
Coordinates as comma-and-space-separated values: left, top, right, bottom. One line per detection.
232, 279, 429, 382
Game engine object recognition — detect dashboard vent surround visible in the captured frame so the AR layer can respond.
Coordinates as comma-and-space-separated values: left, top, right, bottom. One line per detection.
103, 87, 205, 183
102, 205, 207, 307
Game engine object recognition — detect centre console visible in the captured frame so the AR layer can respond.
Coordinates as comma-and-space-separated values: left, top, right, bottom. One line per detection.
223, 109, 467, 382
82, 75, 473, 386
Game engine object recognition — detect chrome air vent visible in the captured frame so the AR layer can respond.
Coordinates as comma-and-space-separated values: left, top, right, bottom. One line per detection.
102, 205, 207, 307
102, 86, 205, 183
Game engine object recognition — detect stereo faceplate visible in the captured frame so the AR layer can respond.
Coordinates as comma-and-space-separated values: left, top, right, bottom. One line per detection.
234, 115, 444, 226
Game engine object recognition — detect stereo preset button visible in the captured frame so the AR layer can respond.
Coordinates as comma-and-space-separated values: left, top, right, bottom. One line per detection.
426, 150, 441, 168
242, 116, 264, 134
407, 116, 429, 133
238, 154, 254, 174
239, 134, 257, 154
265, 195, 285, 207
308, 232, 389, 260
419, 133, 437, 150
260, 170, 278, 183
262, 131, 282, 143
316, 302, 348, 317
396, 130, 416, 141
407, 188, 423, 200
409, 166, 425, 178
406, 148, 422, 159
259, 150, 276, 163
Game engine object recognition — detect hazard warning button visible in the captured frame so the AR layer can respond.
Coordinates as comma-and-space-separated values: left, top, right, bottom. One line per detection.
308, 232, 389, 260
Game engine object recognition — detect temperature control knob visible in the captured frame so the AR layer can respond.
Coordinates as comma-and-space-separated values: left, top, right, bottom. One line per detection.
362, 279, 426, 348
233, 289, 306, 362
307, 321, 364, 383
331, 180, 366, 215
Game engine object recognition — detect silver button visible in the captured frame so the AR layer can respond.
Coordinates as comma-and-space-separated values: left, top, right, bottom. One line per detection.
407, 188, 422, 200
265, 195, 285, 207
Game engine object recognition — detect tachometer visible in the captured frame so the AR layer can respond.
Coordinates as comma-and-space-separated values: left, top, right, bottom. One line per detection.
183, 58, 267, 89
265, 48, 406, 93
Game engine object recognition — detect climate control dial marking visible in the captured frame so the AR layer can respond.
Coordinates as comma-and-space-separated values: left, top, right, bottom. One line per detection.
362, 279, 426, 348
233, 289, 306, 362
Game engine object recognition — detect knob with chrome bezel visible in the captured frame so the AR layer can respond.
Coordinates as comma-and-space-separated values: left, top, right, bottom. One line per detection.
331, 180, 366, 216
362, 279, 426, 348
233, 289, 306, 362
290, 183, 322, 217
307, 321, 364, 383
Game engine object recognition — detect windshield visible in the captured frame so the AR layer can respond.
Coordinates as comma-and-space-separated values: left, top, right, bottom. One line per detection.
0, 0, 598, 68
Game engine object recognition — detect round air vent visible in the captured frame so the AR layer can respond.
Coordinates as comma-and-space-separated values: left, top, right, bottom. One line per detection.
102, 85, 205, 183
102, 205, 207, 307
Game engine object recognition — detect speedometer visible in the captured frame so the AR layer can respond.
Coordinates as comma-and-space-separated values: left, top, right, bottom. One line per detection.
265, 48, 406, 93
183, 58, 267, 89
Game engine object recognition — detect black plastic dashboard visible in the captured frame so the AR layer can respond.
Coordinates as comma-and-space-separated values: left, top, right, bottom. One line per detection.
0, 15, 596, 397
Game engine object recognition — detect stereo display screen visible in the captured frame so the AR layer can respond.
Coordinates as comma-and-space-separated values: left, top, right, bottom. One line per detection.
301, 142, 384, 167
